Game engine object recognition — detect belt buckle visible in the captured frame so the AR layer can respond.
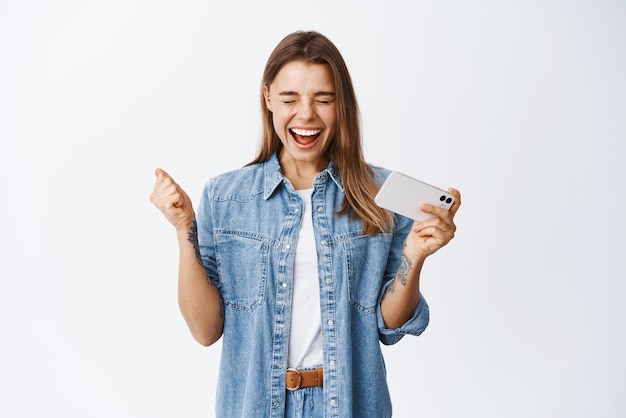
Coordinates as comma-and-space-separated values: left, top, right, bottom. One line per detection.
286, 368, 302, 391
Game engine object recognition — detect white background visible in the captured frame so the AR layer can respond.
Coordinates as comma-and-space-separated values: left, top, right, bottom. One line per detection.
1, 1, 625, 417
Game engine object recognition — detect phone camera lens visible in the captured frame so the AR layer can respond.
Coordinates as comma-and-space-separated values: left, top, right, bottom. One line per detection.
446, 197, 452, 204
439, 195, 446, 202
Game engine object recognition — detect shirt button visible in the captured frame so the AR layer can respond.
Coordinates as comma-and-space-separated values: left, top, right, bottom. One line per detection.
321, 240, 327, 245
281, 282, 288, 288
326, 278, 332, 284
277, 362, 283, 368
330, 399, 336, 406
294, 208, 299, 213
273, 401, 280, 407
317, 206, 323, 212
329, 360, 335, 367
280, 323, 285, 329
328, 320, 334, 327
285, 244, 291, 250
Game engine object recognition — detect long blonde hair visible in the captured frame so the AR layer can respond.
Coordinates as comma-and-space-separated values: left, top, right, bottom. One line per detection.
249, 31, 392, 235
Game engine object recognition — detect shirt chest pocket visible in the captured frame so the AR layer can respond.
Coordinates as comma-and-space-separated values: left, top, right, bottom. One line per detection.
345, 233, 393, 313
215, 232, 269, 312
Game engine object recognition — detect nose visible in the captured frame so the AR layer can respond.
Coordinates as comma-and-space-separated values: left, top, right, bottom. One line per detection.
297, 100, 315, 121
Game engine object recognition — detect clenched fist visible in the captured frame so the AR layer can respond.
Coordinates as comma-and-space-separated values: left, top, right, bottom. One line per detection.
149, 168, 195, 232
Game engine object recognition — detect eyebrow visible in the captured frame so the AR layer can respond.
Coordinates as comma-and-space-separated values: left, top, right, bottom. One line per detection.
277, 91, 336, 97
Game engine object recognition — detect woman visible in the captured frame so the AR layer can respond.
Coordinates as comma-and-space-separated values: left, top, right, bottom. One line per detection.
150, 30, 461, 418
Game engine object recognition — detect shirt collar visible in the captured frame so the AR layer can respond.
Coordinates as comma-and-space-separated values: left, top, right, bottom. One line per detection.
263, 152, 344, 200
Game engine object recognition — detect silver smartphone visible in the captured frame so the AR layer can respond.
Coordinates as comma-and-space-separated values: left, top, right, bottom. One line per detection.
374, 171, 455, 222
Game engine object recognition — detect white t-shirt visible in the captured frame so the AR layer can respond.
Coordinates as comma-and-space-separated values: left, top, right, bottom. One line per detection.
288, 189, 323, 369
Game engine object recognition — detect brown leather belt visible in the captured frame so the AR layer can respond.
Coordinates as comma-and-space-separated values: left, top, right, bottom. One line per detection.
286, 367, 323, 391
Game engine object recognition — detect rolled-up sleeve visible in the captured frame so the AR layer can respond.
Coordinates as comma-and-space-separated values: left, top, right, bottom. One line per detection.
377, 293, 430, 345
196, 179, 221, 290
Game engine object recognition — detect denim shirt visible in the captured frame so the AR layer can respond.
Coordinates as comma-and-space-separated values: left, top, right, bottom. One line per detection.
196, 153, 429, 418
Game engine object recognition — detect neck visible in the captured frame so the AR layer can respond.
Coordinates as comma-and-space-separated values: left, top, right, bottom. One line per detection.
279, 152, 328, 190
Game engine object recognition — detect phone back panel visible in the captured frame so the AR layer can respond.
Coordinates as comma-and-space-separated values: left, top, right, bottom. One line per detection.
374, 172, 454, 222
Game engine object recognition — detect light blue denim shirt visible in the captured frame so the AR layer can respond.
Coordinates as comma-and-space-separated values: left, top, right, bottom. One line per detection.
196, 152, 429, 418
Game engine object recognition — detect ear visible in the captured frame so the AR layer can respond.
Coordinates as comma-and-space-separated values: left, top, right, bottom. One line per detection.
263, 85, 273, 112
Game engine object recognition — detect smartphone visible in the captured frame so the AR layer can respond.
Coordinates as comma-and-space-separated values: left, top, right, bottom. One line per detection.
374, 171, 455, 222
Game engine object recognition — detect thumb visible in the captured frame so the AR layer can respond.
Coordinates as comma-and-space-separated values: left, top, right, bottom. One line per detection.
154, 167, 170, 180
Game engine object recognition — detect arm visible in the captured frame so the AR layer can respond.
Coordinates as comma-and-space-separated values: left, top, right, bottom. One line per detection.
380, 187, 461, 329
150, 168, 224, 346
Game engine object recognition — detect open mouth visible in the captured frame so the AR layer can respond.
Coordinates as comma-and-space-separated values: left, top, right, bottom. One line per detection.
289, 128, 322, 148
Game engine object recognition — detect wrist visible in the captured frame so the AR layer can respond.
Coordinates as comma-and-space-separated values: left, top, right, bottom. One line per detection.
175, 218, 196, 239
403, 240, 428, 265
402, 249, 426, 274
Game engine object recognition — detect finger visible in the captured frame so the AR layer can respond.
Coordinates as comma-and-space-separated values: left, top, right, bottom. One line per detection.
447, 187, 462, 216
155, 172, 181, 195
413, 215, 456, 238
154, 167, 175, 183
151, 172, 179, 205
153, 191, 184, 212
413, 220, 451, 236
419, 204, 456, 230
419, 203, 447, 218
412, 224, 455, 246
415, 226, 454, 241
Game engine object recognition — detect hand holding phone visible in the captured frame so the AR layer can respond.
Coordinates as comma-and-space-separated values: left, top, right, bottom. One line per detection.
374, 172, 455, 222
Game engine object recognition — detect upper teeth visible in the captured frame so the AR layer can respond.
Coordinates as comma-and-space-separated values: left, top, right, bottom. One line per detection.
292, 128, 321, 136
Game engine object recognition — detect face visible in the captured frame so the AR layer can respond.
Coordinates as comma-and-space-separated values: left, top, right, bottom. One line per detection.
263, 60, 337, 172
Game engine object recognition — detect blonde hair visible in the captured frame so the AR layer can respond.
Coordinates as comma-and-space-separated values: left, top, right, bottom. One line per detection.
249, 31, 392, 234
